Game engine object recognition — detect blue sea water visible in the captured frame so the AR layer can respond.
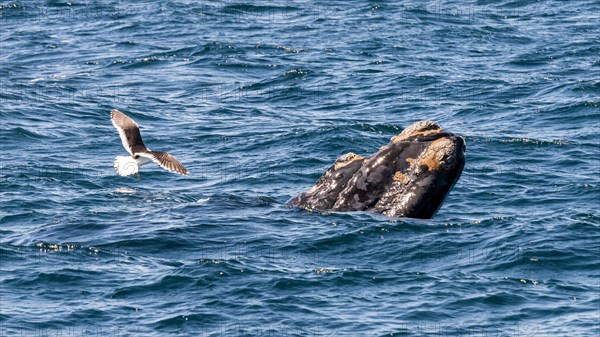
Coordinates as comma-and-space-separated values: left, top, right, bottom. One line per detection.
1, 0, 599, 336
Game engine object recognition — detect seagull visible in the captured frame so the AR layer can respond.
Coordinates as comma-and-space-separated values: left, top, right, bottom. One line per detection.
111, 109, 189, 176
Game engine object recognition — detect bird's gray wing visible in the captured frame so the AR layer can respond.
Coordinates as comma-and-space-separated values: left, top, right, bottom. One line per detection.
111, 109, 146, 155
137, 150, 189, 175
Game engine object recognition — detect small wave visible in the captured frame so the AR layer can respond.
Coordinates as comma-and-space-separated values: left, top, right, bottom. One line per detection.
114, 187, 137, 194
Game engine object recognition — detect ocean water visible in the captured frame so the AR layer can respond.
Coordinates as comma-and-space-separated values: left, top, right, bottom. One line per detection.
1, 0, 599, 336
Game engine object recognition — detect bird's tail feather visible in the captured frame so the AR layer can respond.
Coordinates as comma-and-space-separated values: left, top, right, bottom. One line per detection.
114, 156, 139, 176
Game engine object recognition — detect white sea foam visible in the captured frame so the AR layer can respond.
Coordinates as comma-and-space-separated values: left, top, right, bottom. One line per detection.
114, 156, 139, 176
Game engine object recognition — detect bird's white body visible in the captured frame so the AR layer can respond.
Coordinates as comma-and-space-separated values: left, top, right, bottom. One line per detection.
114, 155, 151, 176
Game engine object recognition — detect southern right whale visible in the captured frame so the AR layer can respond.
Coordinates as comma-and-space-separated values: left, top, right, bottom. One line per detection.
288, 121, 466, 219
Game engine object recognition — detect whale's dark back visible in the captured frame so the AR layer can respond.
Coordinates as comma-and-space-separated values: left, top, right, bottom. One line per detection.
288, 121, 466, 219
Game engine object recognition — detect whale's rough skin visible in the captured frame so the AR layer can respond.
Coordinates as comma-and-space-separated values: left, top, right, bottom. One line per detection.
288, 121, 466, 219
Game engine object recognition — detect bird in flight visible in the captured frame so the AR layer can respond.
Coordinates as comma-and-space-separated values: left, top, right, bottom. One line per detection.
111, 109, 189, 176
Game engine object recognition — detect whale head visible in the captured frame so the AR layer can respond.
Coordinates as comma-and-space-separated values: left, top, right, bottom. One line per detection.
288, 121, 466, 219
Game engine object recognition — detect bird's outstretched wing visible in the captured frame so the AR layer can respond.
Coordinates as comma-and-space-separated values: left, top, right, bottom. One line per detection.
111, 109, 146, 155
137, 150, 190, 175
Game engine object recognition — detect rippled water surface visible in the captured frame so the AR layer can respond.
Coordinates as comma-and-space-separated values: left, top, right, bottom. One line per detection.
1, 1, 599, 336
